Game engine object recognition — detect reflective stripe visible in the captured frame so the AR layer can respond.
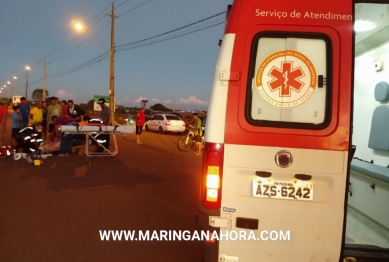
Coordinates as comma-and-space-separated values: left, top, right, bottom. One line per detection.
37, 139, 43, 142
96, 140, 106, 143
24, 136, 31, 140
29, 148, 35, 152
19, 127, 33, 133
30, 139, 36, 142
32, 134, 38, 137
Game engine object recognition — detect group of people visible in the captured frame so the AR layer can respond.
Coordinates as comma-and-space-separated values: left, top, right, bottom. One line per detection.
2, 96, 86, 154
0, 96, 202, 156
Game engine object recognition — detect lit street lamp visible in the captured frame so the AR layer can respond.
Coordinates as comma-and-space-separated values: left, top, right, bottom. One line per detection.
13, 76, 19, 95
7, 81, 13, 97
74, 6, 117, 124
25, 66, 30, 99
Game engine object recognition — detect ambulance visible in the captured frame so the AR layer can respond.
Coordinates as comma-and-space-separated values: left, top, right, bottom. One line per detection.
196, 0, 389, 261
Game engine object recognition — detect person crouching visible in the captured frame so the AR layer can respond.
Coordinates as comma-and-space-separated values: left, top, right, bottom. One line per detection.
15, 123, 43, 153
51, 115, 76, 156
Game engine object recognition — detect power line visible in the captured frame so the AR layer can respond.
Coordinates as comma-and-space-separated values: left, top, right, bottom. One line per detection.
47, 0, 148, 64
45, 11, 225, 79
40, 2, 113, 61
48, 52, 109, 78
49, 22, 111, 63
116, 11, 225, 49
116, 22, 224, 52
115, 0, 131, 10
118, 0, 151, 16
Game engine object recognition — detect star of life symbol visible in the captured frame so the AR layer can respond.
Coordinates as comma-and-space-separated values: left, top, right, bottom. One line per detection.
269, 61, 304, 97
255, 50, 317, 108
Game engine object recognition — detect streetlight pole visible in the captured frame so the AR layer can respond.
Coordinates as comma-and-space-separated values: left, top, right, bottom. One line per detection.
25, 66, 30, 99
13, 76, 19, 95
42, 57, 49, 101
108, 3, 118, 124
7, 81, 13, 98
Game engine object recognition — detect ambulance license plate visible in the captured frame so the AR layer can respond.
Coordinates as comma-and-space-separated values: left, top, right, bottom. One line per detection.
252, 178, 313, 201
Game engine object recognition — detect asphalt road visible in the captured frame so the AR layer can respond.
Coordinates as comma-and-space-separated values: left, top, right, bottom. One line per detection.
0, 111, 203, 262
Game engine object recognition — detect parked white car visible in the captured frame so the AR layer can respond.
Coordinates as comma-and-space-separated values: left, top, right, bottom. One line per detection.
145, 114, 185, 134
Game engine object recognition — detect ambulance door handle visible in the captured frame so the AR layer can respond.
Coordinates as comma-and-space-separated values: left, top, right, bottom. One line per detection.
318, 75, 326, 88
295, 174, 312, 181
255, 171, 271, 178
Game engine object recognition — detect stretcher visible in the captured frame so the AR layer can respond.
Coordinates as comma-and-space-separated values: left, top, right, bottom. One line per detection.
60, 125, 135, 160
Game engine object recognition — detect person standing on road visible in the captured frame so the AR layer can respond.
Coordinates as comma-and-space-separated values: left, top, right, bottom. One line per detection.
61, 100, 68, 116
18, 97, 30, 129
67, 100, 85, 122
0, 101, 9, 146
47, 97, 62, 135
11, 106, 22, 146
29, 101, 43, 126
135, 106, 145, 144
42, 101, 48, 140
189, 113, 202, 155
94, 98, 111, 152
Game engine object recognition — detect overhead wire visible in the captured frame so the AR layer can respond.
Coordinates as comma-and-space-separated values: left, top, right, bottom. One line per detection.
49, 22, 111, 63
40, 2, 113, 61
118, 0, 151, 16
116, 22, 224, 52
116, 11, 225, 49
45, 11, 225, 79
48, 0, 148, 64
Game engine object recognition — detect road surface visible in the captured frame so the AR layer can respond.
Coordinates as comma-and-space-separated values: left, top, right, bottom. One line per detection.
0, 111, 203, 262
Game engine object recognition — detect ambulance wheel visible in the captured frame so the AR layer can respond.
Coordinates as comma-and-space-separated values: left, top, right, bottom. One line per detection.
145, 125, 149, 131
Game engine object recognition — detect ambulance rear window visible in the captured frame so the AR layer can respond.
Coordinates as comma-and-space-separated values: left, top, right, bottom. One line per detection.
246, 34, 331, 129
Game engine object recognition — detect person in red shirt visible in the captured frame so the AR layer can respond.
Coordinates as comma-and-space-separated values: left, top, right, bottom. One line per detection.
135, 107, 146, 144
0, 101, 9, 146
61, 100, 68, 116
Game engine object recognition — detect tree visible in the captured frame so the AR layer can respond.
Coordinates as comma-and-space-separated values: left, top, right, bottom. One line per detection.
149, 103, 174, 112
150, 103, 167, 111
31, 89, 49, 101
87, 99, 94, 108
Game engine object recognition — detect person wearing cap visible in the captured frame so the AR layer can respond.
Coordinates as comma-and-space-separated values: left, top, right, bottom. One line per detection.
95, 98, 111, 152
97, 98, 111, 125
0, 100, 9, 146
14, 123, 43, 153
47, 96, 62, 135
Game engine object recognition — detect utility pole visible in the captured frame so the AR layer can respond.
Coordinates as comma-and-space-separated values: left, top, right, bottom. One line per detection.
25, 68, 29, 99
42, 57, 49, 101
107, 3, 118, 124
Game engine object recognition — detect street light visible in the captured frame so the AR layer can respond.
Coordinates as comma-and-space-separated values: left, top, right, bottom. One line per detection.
74, 22, 108, 52
25, 66, 30, 99
13, 76, 19, 95
7, 81, 13, 97
3, 85, 6, 98
74, 9, 117, 125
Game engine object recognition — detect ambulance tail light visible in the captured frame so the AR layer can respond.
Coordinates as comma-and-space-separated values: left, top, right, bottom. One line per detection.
200, 142, 224, 209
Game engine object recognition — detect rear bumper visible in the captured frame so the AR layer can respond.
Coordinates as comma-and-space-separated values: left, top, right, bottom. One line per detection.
196, 206, 220, 262
165, 126, 185, 132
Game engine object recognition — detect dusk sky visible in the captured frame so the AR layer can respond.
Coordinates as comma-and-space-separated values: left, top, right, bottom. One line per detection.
0, 0, 232, 110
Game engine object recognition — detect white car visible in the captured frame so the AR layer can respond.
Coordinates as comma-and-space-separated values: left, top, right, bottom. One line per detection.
144, 114, 186, 134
